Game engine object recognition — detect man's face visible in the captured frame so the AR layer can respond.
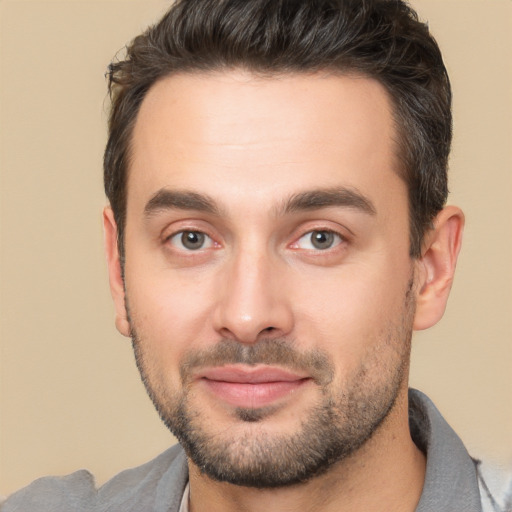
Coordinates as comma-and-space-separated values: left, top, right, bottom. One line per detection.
119, 71, 416, 486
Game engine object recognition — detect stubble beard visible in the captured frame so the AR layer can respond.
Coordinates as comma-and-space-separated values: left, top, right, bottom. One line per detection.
128, 284, 415, 489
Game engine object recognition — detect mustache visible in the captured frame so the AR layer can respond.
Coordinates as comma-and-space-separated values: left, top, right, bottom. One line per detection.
179, 338, 334, 386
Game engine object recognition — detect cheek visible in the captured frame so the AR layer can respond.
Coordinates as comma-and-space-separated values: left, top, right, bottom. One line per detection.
291, 259, 412, 359
124, 267, 218, 368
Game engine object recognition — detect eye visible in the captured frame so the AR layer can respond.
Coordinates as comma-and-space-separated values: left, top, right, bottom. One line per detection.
295, 230, 343, 250
168, 230, 214, 251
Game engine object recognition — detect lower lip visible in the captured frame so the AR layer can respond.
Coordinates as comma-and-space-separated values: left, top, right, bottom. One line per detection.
202, 379, 309, 408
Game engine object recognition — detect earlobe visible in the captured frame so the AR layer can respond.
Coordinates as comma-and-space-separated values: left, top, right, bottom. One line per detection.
413, 206, 465, 331
103, 206, 131, 337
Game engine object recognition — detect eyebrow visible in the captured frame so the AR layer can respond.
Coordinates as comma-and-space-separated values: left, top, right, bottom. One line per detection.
281, 187, 376, 216
143, 186, 376, 219
144, 189, 222, 217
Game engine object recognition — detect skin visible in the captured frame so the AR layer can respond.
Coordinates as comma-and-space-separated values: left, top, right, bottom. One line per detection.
104, 71, 464, 512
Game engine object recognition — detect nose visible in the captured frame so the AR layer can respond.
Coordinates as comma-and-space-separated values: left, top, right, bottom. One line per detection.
213, 247, 294, 344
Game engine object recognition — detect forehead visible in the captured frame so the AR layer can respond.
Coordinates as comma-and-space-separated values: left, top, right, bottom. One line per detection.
128, 70, 403, 213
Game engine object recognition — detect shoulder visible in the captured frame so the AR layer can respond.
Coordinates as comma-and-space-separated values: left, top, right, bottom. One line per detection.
1, 444, 188, 512
0, 470, 96, 512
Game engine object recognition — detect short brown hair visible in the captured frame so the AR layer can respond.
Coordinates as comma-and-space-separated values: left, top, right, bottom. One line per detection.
105, 0, 451, 259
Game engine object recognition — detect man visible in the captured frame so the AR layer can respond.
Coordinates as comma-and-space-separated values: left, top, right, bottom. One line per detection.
1, 0, 501, 511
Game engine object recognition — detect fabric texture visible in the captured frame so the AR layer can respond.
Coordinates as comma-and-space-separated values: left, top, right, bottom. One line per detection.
1, 389, 488, 511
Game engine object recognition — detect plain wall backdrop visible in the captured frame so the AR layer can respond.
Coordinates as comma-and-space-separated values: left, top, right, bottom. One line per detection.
1, 0, 511, 496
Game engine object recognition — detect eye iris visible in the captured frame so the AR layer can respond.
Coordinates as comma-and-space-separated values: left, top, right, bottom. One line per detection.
181, 231, 205, 250
311, 231, 334, 249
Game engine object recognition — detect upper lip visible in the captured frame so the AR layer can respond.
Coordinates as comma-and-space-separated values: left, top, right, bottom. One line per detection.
197, 365, 309, 384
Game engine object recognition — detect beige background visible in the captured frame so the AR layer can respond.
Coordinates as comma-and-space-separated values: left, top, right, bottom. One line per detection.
0, 0, 511, 496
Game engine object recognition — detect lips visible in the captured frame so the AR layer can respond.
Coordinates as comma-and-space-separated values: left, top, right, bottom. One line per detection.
197, 365, 310, 408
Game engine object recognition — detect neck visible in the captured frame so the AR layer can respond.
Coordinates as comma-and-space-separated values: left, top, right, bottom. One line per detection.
187, 391, 426, 512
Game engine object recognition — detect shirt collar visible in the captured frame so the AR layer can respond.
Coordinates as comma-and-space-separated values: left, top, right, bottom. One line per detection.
409, 388, 482, 512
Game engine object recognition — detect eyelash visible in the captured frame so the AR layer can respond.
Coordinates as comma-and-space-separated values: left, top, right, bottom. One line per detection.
164, 226, 347, 255
165, 230, 217, 252
290, 229, 346, 252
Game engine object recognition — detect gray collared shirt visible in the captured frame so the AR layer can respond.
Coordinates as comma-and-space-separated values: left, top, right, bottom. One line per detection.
1, 389, 487, 511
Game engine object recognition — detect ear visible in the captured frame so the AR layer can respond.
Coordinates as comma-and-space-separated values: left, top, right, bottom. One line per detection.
103, 206, 131, 337
413, 206, 465, 331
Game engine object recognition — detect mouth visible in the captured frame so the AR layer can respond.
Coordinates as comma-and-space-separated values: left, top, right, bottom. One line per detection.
196, 365, 311, 409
